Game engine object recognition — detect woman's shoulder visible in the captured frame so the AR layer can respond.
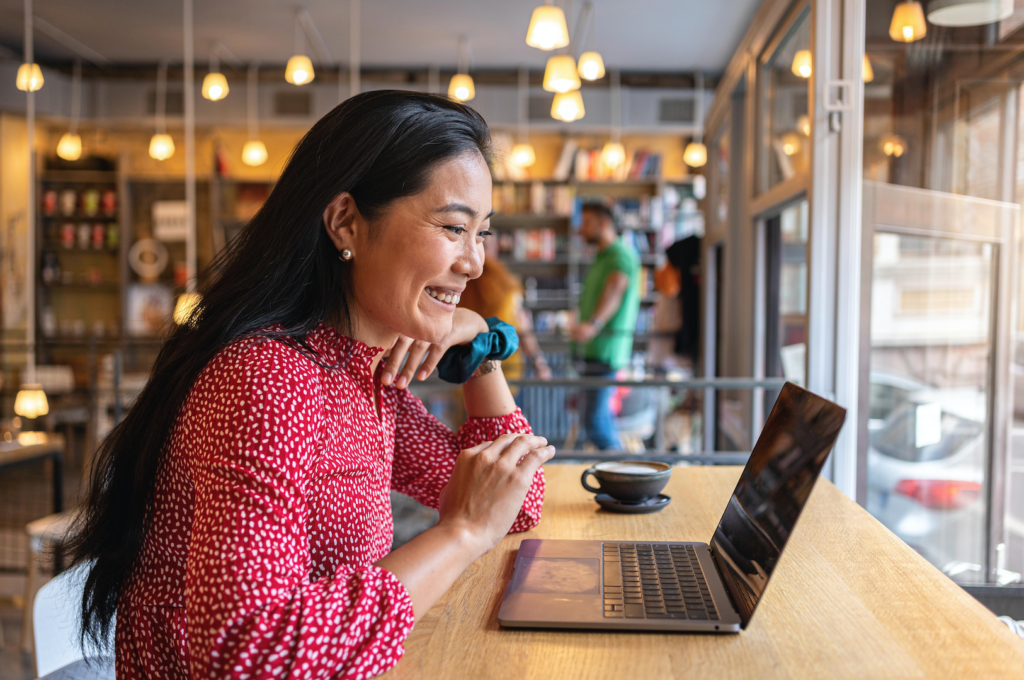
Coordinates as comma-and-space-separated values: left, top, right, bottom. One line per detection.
199, 329, 328, 395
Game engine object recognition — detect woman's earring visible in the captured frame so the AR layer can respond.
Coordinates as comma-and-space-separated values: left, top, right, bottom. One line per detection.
339, 248, 353, 261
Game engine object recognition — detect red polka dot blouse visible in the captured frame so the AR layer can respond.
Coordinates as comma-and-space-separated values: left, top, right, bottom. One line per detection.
116, 323, 545, 679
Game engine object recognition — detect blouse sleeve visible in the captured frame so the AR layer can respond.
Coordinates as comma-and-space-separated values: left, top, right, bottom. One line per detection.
182, 340, 415, 679
389, 387, 545, 533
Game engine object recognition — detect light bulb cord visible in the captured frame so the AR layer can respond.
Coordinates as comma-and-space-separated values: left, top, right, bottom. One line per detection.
247, 63, 259, 140
69, 58, 81, 135
695, 71, 704, 145
156, 59, 168, 134
610, 68, 621, 142
457, 35, 471, 75
518, 66, 529, 143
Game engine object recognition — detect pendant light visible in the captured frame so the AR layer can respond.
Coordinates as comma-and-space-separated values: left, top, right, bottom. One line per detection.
16, 0, 43, 92
927, 0, 1012, 26
286, 10, 315, 85
202, 43, 229, 101
881, 134, 907, 157
551, 90, 584, 122
791, 50, 812, 78
862, 55, 874, 83
510, 67, 536, 168
797, 114, 811, 137
780, 132, 802, 156
242, 64, 268, 167
600, 69, 625, 171
448, 36, 475, 102
683, 72, 707, 168
576, 2, 605, 81
889, 1, 927, 42
526, 1, 570, 51
543, 54, 580, 93
149, 60, 175, 161
16, 0, 48, 421
56, 59, 83, 161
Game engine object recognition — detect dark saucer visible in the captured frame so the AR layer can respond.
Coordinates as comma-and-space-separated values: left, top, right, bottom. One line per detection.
594, 493, 672, 514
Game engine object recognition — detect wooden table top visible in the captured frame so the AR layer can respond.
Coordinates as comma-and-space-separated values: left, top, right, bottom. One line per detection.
384, 464, 1024, 680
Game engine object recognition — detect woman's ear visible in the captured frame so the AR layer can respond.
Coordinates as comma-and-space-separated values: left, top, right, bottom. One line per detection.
323, 192, 362, 252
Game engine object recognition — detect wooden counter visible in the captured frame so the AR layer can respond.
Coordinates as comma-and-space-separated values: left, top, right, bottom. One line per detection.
384, 464, 1024, 679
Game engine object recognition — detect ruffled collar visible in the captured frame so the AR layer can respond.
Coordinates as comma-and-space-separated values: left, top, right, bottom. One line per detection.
306, 323, 384, 369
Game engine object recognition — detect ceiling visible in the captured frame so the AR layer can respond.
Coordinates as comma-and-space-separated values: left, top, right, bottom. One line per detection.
0, 0, 760, 73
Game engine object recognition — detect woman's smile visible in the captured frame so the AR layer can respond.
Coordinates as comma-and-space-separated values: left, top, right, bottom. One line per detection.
425, 286, 463, 307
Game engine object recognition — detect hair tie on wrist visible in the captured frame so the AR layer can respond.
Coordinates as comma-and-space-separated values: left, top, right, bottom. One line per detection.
436, 317, 519, 384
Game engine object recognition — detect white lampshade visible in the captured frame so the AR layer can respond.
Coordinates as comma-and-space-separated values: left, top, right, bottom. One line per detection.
448, 74, 476, 102
149, 133, 175, 161
242, 140, 268, 167
791, 50, 812, 79
928, 0, 1012, 26
285, 55, 315, 85
14, 384, 49, 419
600, 142, 626, 170
56, 132, 82, 161
16, 63, 44, 92
525, 5, 570, 50
577, 51, 606, 81
543, 55, 581, 93
174, 292, 202, 326
202, 72, 229, 101
551, 90, 585, 122
890, 1, 927, 42
683, 142, 707, 168
511, 143, 537, 168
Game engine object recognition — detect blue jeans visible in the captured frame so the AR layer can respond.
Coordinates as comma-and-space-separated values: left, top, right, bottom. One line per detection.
582, 361, 622, 451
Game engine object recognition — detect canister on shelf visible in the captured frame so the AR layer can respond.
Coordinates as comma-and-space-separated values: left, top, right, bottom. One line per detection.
76, 223, 91, 249
59, 189, 77, 216
101, 189, 117, 216
106, 223, 119, 250
43, 189, 58, 216
81, 189, 100, 217
60, 222, 76, 249
92, 223, 106, 249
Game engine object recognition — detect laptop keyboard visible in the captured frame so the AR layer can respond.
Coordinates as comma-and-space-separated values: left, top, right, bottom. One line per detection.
602, 543, 719, 620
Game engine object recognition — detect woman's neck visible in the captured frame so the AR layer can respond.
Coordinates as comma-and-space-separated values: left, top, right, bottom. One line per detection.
340, 305, 400, 376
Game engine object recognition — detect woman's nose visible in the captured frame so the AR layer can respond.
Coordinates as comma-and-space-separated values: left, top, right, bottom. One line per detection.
453, 241, 484, 279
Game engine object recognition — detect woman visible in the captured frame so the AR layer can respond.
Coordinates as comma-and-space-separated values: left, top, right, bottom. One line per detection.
65, 91, 555, 679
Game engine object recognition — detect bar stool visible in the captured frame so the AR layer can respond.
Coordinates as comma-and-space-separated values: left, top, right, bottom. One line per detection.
21, 510, 78, 653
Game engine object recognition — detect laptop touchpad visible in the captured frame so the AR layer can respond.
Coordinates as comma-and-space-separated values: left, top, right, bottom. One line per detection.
509, 558, 601, 594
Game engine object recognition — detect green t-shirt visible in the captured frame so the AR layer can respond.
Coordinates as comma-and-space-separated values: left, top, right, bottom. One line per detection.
575, 239, 641, 369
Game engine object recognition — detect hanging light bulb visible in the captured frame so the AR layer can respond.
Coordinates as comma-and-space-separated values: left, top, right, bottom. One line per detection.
285, 55, 314, 85
202, 72, 229, 100
243, 65, 267, 167
881, 133, 907, 157
927, 0, 1012, 27
600, 142, 626, 170
173, 292, 202, 326
543, 54, 581, 93
577, 51, 605, 81
149, 133, 175, 161
511, 143, 537, 168
889, 1, 927, 42
448, 73, 475, 102
781, 131, 802, 156
14, 383, 48, 419
791, 50, 812, 78
683, 141, 707, 168
797, 114, 811, 136
242, 140, 268, 166
551, 90, 585, 122
525, 4, 570, 51
862, 55, 875, 83
16, 63, 44, 92
56, 132, 82, 161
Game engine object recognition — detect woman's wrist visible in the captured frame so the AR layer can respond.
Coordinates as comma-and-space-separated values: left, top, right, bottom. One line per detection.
434, 517, 491, 561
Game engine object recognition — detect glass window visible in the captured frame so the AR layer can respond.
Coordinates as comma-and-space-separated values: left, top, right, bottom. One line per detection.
759, 6, 811, 192
765, 199, 809, 412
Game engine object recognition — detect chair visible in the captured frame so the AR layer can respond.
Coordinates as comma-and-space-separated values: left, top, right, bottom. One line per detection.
32, 560, 113, 678
22, 512, 78, 654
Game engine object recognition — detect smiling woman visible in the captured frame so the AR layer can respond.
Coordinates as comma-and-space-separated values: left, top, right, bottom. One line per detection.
62, 91, 554, 680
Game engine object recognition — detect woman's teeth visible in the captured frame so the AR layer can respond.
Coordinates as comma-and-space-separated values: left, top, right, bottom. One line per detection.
427, 288, 460, 304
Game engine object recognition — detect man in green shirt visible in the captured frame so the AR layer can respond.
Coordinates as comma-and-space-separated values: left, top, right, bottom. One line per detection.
571, 202, 641, 450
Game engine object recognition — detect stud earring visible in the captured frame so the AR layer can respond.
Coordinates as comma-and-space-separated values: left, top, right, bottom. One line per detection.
339, 248, 353, 261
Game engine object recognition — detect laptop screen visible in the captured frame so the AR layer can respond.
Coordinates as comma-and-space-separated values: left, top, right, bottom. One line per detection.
709, 382, 846, 628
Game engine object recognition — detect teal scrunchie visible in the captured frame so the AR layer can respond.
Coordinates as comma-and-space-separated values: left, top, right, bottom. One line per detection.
436, 317, 519, 384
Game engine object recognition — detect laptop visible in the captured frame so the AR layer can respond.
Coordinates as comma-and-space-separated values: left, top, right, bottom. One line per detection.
498, 382, 846, 632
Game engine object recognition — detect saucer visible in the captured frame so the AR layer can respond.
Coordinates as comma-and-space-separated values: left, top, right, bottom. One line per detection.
594, 493, 672, 514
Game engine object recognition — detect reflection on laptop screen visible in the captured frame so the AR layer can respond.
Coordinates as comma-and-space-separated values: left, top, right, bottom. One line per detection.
709, 382, 846, 628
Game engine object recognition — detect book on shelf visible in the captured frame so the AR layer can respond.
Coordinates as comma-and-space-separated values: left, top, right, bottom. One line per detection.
571, 146, 663, 182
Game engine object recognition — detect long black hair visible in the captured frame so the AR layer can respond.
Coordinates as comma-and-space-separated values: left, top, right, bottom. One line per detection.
64, 90, 492, 649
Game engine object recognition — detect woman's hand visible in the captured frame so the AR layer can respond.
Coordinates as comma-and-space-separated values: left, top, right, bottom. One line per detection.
381, 308, 488, 389
437, 433, 555, 556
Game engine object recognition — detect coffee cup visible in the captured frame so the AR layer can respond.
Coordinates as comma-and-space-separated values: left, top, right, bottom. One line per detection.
580, 461, 672, 503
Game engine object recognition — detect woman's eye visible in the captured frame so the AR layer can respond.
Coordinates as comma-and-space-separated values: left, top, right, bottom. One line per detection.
443, 225, 466, 236
478, 230, 493, 240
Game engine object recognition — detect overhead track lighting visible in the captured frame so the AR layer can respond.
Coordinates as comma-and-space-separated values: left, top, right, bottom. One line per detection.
448, 36, 475, 102
927, 0, 1012, 26
526, 2, 570, 51
511, 67, 536, 168
543, 54, 580, 93
202, 43, 229, 100
683, 72, 707, 168
889, 1, 927, 42
551, 90, 584, 122
243, 64, 268, 167
791, 50, 812, 78
575, 2, 605, 81
149, 60, 175, 161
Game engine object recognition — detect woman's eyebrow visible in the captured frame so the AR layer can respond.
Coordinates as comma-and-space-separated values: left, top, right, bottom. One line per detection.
435, 203, 495, 220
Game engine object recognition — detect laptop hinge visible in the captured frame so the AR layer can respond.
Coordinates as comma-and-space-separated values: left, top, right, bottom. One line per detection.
707, 542, 744, 623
